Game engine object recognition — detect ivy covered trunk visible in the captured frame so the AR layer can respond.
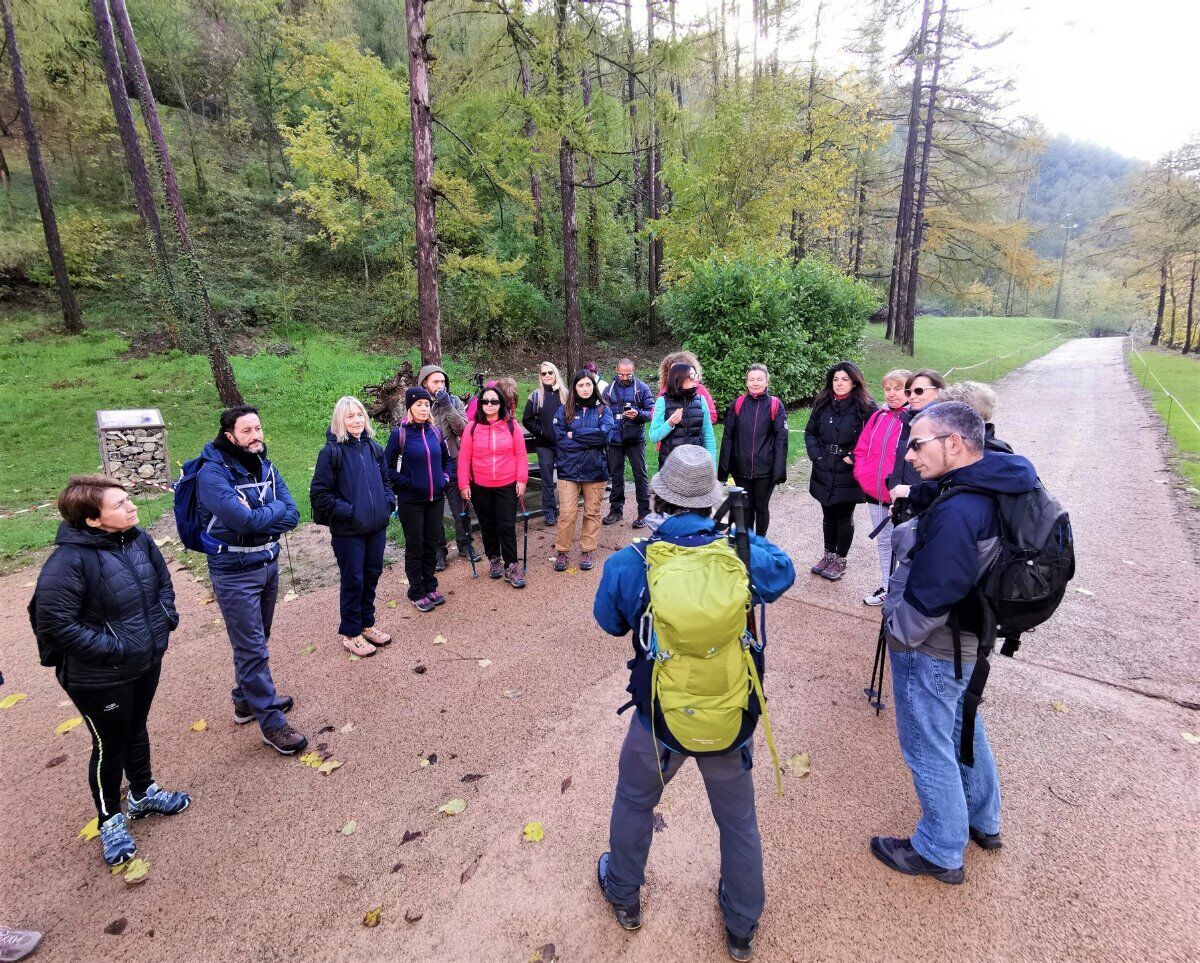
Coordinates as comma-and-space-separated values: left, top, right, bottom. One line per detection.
405, 0, 443, 367
556, 0, 582, 375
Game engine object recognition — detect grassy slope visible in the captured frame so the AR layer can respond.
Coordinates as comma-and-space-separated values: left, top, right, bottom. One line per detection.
1130, 346, 1200, 498
0, 312, 1080, 560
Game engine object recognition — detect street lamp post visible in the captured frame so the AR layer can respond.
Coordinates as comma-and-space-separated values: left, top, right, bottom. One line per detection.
1053, 218, 1079, 320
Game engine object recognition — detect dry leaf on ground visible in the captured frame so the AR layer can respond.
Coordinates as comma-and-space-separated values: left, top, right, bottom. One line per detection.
318, 759, 343, 775
362, 907, 382, 928
79, 817, 99, 842
784, 752, 811, 778
522, 822, 545, 843
433, 634, 447, 645
341, 820, 358, 836
298, 751, 323, 768
56, 716, 83, 735
461, 773, 486, 784
652, 812, 667, 833
405, 910, 423, 924
560, 776, 572, 793
301, 645, 317, 655
200, 597, 215, 605
503, 688, 524, 700
283, 590, 298, 602
401, 830, 423, 844
348, 654, 361, 662
1051, 701, 1068, 713
477, 659, 492, 668
1182, 732, 1200, 746
123, 858, 150, 884
0, 693, 28, 710
104, 918, 128, 935
461, 854, 482, 883
529, 944, 557, 962
386, 599, 398, 608
46, 754, 67, 769
189, 719, 207, 732
438, 798, 467, 816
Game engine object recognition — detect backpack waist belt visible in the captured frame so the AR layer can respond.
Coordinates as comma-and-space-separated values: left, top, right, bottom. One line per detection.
219, 539, 279, 554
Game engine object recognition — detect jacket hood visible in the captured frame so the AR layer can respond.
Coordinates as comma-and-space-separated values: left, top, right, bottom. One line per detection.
54, 520, 141, 550
943, 450, 1038, 495
417, 364, 449, 390
656, 512, 717, 539
202, 438, 270, 469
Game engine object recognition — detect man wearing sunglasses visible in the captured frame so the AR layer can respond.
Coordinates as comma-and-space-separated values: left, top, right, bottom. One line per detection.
872, 401, 1038, 885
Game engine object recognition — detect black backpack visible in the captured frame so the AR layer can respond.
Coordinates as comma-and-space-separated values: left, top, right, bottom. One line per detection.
924, 480, 1075, 765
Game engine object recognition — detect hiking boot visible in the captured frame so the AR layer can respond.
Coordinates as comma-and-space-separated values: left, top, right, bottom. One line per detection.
435, 547, 447, 572
580, 551, 594, 571
821, 555, 847, 581
504, 563, 526, 588
411, 596, 436, 613
543, 512, 557, 528
869, 836, 963, 885
863, 587, 887, 607
554, 552, 569, 572
428, 591, 447, 607
233, 695, 293, 725
488, 557, 504, 579
128, 782, 191, 820
261, 723, 308, 756
362, 626, 392, 646
343, 634, 378, 655
459, 543, 482, 563
596, 853, 642, 931
99, 813, 136, 866
632, 515, 648, 529
602, 510, 622, 526
810, 551, 834, 575
717, 883, 755, 960
970, 827, 1003, 851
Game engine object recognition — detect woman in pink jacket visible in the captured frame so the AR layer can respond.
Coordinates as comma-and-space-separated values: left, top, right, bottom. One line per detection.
458, 385, 529, 588
851, 368, 911, 606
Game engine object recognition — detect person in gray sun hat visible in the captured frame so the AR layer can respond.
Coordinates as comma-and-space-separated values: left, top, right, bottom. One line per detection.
592, 444, 796, 961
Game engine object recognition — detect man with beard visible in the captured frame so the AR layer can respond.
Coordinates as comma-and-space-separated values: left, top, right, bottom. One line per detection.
196, 405, 306, 755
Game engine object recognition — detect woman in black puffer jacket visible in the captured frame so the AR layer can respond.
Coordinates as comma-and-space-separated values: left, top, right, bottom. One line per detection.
804, 361, 876, 581
30, 475, 189, 867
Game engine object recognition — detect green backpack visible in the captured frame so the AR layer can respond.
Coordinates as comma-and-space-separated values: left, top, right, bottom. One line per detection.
638, 536, 782, 796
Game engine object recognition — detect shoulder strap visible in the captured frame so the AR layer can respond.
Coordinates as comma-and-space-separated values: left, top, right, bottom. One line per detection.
771, 396, 781, 419
734, 394, 746, 416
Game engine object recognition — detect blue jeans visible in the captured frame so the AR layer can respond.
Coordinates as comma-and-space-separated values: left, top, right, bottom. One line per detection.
331, 528, 387, 633
211, 560, 284, 733
890, 646, 1001, 870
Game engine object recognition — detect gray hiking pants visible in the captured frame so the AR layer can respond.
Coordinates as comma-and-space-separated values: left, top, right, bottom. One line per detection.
606, 715, 764, 939
211, 559, 285, 734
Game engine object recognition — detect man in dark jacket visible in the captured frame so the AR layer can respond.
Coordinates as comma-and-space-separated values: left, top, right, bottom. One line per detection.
418, 364, 477, 567
873, 401, 1038, 884
196, 405, 306, 756
601, 359, 654, 528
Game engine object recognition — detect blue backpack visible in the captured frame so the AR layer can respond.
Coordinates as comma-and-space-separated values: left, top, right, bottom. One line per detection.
173, 456, 226, 553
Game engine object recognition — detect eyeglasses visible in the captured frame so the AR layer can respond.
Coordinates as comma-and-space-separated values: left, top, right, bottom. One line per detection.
481, 398, 500, 406
905, 386, 936, 397
907, 433, 952, 453
540, 370, 554, 376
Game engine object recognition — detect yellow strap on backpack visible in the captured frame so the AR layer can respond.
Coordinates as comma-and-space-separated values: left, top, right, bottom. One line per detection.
743, 644, 783, 798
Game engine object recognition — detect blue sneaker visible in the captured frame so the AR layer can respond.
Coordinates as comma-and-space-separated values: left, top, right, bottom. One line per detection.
128, 783, 191, 820
99, 813, 136, 866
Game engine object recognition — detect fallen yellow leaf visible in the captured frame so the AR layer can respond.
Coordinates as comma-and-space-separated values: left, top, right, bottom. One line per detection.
565, 567, 578, 574
123, 857, 150, 884
56, 716, 84, 735
317, 759, 343, 775
433, 634, 447, 645
341, 820, 357, 836
784, 752, 811, 778
363, 907, 382, 927
298, 751, 323, 768
301, 644, 317, 655
522, 821, 545, 843
189, 719, 207, 732
386, 600, 398, 609
438, 798, 467, 816
1051, 701, 1068, 713
0, 693, 28, 710
348, 654, 361, 662
79, 817, 99, 842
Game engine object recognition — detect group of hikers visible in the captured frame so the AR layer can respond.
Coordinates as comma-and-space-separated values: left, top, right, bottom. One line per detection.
26, 348, 1073, 962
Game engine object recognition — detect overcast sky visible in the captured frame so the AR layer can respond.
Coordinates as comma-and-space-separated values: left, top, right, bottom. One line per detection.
676, 0, 1199, 162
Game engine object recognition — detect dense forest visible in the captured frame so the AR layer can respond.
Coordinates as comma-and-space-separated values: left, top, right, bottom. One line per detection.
2, 0, 1199, 402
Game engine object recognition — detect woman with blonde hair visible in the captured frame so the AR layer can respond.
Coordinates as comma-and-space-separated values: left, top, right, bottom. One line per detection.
523, 361, 568, 526
310, 395, 395, 655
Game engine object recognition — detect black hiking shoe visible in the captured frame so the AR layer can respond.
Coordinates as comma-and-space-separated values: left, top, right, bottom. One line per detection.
717, 883, 755, 961
970, 827, 1003, 851
233, 695, 294, 725
458, 543, 482, 563
596, 853, 642, 931
261, 723, 308, 756
435, 547, 447, 572
632, 515, 648, 529
869, 836, 963, 884
602, 510, 622, 526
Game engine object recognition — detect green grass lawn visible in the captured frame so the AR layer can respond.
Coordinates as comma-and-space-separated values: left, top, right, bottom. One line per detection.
1130, 346, 1200, 499
0, 310, 1082, 561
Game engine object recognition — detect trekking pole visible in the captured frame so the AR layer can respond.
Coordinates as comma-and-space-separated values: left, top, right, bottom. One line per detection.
460, 502, 479, 578
517, 495, 530, 575
281, 532, 300, 595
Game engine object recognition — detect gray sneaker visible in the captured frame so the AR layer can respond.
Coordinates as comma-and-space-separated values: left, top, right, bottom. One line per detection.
128, 782, 191, 820
504, 563, 525, 588
822, 555, 847, 580
810, 551, 835, 575
261, 723, 308, 756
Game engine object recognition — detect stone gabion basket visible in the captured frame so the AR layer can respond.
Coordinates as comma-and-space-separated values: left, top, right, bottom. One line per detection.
96, 409, 170, 488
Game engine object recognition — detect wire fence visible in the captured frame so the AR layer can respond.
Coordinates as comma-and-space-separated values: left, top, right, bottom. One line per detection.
1129, 343, 1200, 437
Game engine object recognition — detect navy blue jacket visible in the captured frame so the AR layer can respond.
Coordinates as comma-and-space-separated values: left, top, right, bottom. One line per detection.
718, 393, 789, 482
601, 377, 655, 443
196, 441, 299, 571
384, 421, 451, 504
310, 431, 394, 536
884, 451, 1038, 663
31, 523, 177, 689
553, 403, 616, 482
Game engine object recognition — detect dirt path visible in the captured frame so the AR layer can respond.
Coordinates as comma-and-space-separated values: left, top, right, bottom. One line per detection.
1, 337, 1197, 962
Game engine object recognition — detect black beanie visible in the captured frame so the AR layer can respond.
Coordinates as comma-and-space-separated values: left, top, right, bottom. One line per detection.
405, 386, 433, 410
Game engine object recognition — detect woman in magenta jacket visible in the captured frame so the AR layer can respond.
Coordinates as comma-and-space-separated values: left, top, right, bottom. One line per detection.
851, 368, 911, 606
458, 385, 529, 588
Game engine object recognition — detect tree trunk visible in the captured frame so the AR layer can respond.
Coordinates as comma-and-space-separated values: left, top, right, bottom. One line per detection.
624, 0, 642, 290
2, 0, 83, 332
512, 17, 543, 241
901, 0, 948, 356
851, 172, 866, 280
555, 0, 582, 375
404, 0, 443, 366
581, 66, 599, 293
645, 0, 659, 344
1150, 255, 1167, 345
108, 0, 241, 405
1183, 254, 1197, 356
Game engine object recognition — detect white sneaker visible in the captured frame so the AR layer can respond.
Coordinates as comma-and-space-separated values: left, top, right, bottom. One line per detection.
863, 587, 887, 606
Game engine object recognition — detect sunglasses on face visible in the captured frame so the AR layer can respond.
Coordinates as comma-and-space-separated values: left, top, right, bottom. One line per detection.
481, 398, 500, 406
540, 370, 554, 376
907, 433, 952, 453
905, 386, 935, 397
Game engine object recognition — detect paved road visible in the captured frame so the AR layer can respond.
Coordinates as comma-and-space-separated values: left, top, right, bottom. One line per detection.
1, 337, 1196, 962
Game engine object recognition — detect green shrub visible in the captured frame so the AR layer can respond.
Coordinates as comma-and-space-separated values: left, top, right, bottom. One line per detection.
665, 252, 876, 405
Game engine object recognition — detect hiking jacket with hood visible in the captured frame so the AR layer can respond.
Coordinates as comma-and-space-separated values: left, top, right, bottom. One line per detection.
852, 405, 907, 503
553, 401, 616, 482
31, 523, 178, 689
718, 392, 788, 483
195, 438, 299, 572
310, 430, 394, 536
883, 450, 1039, 664
458, 418, 529, 490
594, 512, 796, 752
805, 396, 869, 506
602, 377, 655, 444
522, 386, 566, 450
384, 420, 451, 505
417, 364, 468, 460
